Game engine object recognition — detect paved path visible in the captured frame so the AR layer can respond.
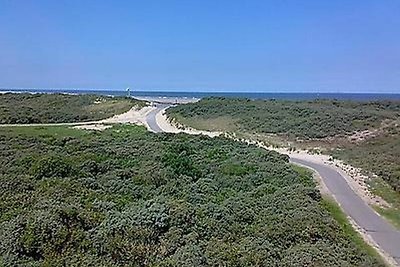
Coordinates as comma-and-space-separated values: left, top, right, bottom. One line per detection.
148, 107, 400, 266
291, 158, 400, 265
146, 104, 171, 133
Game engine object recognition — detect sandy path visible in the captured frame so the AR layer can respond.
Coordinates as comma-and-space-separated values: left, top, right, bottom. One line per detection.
0, 105, 158, 130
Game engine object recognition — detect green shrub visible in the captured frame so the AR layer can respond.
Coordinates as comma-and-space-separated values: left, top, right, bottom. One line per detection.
31, 156, 74, 179
0, 125, 382, 266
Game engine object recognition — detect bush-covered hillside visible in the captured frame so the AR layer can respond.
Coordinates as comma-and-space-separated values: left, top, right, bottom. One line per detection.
0, 125, 382, 266
167, 97, 400, 139
0, 93, 145, 124
167, 97, 400, 195
333, 125, 400, 192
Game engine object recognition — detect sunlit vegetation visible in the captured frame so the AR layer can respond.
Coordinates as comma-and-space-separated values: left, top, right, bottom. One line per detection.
332, 127, 400, 228
167, 97, 400, 139
167, 97, 400, 231
0, 125, 382, 266
332, 125, 400, 192
168, 98, 400, 193
0, 93, 145, 124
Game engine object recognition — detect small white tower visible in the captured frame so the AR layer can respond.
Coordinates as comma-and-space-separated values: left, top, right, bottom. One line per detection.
126, 87, 131, 97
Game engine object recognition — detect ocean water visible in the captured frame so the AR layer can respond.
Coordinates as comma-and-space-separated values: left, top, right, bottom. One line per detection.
1, 88, 400, 101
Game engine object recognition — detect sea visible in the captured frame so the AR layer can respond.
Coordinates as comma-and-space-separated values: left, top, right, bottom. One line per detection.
1, 88, 400, 102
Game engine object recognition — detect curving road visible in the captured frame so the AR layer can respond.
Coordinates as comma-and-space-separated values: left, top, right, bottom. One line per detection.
145, 104, 167, 133
291, 158, 400, 265
146, 106, 400, 266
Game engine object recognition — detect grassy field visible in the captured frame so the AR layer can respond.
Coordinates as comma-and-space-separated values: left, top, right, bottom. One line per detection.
0, 93, 146, 124
0, 125, 383, 266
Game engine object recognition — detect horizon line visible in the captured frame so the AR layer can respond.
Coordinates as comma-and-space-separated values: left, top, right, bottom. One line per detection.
0, 87, 399, 94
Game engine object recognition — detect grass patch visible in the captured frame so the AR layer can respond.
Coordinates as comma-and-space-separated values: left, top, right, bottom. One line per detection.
0, 126, 87, 138
373, 206, 400, 230
369, 177, 400, 206
368, 177, 400, 229
0, 124, 150, 141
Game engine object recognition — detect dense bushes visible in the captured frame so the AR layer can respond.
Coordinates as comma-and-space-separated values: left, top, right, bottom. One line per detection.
0, 125, 382, 266
167, 97, 400, 139
30, 156, 74, 179
167, 97, 400, 193
0, 93, 145, 124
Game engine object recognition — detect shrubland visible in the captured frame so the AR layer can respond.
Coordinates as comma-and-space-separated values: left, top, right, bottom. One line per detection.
167, 97, 399, 139
0, 93, 145, 124
332, 125, 400, 192
167, 97, 400, 195
0, 125, 382, 266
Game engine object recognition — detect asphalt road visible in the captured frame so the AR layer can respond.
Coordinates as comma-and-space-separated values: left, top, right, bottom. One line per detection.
147, 107, 400, 265
146, 104, 171, 133
291, 158, 400, 264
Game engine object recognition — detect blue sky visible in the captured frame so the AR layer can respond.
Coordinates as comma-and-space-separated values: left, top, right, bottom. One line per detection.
0, 1, 399, 93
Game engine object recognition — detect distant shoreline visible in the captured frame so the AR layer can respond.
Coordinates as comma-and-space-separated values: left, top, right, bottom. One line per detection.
1, 89, 400, 101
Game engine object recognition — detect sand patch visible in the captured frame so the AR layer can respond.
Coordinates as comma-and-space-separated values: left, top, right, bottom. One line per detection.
73, 124, 112, 131
69, 106, 157, 131
155, 107, 221, 137
101, 106, 155, 125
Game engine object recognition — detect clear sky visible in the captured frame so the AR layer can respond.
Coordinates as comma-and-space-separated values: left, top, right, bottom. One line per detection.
0, 1, 399, 93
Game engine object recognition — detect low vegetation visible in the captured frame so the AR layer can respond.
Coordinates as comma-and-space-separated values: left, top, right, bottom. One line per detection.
0, 93, 145, 124
332, 125, 400, 192
167, 97, 399, 139
0, 125, 382, 266
167, 97, 400, 195
332, 126, 400, 228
